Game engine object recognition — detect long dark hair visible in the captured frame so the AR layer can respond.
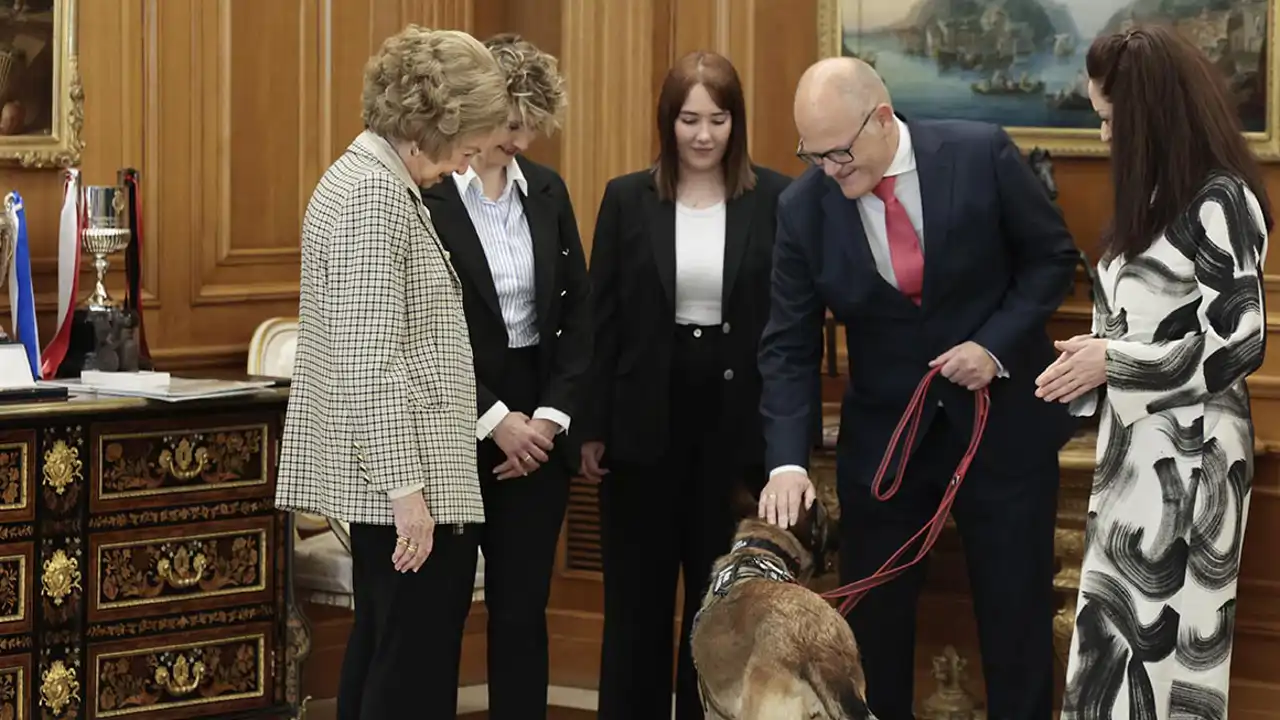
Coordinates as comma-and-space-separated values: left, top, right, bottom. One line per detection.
1086, 24, 1273, 260
653, 51, 756, 201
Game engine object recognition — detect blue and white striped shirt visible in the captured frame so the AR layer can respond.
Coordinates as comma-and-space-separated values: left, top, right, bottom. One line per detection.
454, 160, 572, 438
453, 161, 539, 348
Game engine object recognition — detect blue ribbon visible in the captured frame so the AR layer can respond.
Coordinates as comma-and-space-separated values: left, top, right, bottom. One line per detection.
8, 191, 40, 379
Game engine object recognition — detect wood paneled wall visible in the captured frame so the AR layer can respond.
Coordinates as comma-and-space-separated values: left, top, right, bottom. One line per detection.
38, 0, 1280, 712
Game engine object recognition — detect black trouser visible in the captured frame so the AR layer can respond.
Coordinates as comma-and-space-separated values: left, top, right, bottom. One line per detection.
475, 346, 571, 719
839, 410, 1059, 720
338, 521, 479, 719
597, 324, 751, 720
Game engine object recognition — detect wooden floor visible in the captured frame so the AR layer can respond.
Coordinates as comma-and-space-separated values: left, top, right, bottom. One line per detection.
304, 698, 595, 719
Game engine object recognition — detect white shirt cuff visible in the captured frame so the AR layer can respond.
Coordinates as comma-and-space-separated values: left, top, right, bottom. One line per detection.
769, 465, 809, 479
985, 349, 1009, 378
387, 483, 424, 499
476, 401, 511, 441
532, 406, 571, 434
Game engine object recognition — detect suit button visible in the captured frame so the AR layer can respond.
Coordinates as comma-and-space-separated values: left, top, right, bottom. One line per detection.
693, 328, 703, 338
556, 329, 562, 337
560, 289, 567, 297
561, 248, 570, 256
723, 369, 734, 380
721, 322, 731, 334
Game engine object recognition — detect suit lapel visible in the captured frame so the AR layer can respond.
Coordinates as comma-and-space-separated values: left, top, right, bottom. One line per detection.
421, 180, 502, 318
908, 121, 954, 309
644, 181, 677, 305
821, 183, 879, 284
519, 158, 559, 337
720, 190, 752, 308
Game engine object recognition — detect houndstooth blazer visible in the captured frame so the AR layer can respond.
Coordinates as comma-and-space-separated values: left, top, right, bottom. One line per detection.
276, 131, 484, 527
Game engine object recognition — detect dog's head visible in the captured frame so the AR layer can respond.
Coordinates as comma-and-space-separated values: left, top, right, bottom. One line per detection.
728, 482, 838, 578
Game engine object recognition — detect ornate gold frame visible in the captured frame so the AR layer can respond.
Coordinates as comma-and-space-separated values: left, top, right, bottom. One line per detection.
0, 0, 82, 168
817, 0, 1280, 158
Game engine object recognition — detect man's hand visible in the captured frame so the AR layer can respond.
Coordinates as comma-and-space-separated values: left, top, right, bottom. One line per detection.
390, 492, 434, 572
930, 341, 998, 391
492, 412, 553, 479
759, 470, 816, 529
579, 441, 608, 483
1035, 335, 1107, 403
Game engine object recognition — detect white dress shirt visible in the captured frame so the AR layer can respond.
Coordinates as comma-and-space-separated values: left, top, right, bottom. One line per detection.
452, 160, 571, 440
857, 117, 926, 288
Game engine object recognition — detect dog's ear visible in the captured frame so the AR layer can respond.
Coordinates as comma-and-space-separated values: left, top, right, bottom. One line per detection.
790, 499, 820, 554
791, 498, 834, 563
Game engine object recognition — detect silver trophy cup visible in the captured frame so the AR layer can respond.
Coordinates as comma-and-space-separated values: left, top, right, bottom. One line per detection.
82, 185, 131, 311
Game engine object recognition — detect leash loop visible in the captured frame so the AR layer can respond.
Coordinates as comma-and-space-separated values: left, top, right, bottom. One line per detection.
819, 366, 991, 616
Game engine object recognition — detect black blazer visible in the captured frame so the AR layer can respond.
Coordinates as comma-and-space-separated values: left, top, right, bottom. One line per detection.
582, 165, 793, 468
421, 156, 592, 470
760, 117, 1079, 490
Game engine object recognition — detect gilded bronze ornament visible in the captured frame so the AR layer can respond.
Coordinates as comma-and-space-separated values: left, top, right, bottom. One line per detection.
41, 439, 81, 496
158, 437, 208, 481
919, 646, 978, 720
39, 659, 79, 716
153, 653, 206, 696
41, 548, 80, 606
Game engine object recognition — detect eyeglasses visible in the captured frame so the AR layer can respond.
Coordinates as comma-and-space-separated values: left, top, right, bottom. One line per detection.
796, 111, 874, 166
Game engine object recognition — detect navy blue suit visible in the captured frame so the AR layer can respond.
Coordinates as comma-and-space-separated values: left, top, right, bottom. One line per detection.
759, 117, 1078, 719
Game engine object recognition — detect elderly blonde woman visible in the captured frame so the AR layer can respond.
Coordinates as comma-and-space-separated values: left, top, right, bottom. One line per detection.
276, 26, 508, 720
419, 32, 587, 719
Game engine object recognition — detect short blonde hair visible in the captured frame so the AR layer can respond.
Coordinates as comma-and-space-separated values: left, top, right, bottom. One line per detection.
362, 26, 509, 159
484, 33, 567, 136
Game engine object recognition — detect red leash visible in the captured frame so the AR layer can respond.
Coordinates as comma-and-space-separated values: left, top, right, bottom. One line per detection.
819, 366, 991, 616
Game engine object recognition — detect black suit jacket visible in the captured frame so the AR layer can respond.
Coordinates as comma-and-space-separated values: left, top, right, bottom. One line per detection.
759, 118, 1079, 491
421, 156, 592, 470
582, 165, 794, 468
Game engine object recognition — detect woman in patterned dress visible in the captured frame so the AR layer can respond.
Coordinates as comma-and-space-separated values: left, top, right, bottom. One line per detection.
1034, 25, 1274, 719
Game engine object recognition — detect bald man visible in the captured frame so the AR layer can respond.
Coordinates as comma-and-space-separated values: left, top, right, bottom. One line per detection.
757, 58, 1078, 719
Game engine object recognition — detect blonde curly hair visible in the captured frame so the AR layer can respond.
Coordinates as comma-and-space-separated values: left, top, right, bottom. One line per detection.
484, 33, 567, 136
362, 26, 509, 159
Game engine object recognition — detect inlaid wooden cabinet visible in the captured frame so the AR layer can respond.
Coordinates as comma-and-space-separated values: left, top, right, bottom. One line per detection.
0, 389, 305, 719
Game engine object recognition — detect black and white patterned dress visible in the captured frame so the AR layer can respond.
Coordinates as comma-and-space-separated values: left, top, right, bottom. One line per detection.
1062, 174, 1269, 719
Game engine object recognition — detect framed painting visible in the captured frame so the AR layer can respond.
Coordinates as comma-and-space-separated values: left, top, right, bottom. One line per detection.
818, 0, 1279, 158
0, 0, 81, 168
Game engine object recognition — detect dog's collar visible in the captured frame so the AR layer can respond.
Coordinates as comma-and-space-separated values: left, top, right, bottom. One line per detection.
732, 537, 802, 578
706, 550, 796, 603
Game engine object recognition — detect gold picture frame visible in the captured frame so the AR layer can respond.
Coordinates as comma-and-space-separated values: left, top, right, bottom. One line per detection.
0, 0, 81, 168
818, 0, 1280, 158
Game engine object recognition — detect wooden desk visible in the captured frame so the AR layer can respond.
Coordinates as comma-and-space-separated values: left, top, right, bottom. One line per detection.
0, 389, 306, 719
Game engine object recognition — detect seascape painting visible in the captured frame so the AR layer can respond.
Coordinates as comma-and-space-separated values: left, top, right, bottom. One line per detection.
819, 0, 1279, 156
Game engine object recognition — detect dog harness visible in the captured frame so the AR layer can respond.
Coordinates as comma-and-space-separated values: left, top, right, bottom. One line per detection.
692, 537, 801, 719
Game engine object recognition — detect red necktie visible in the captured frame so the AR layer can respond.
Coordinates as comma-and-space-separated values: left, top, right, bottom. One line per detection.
872, 175, 924, 305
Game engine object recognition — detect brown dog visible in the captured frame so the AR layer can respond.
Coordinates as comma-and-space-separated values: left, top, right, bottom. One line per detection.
689, 499, 873, 719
